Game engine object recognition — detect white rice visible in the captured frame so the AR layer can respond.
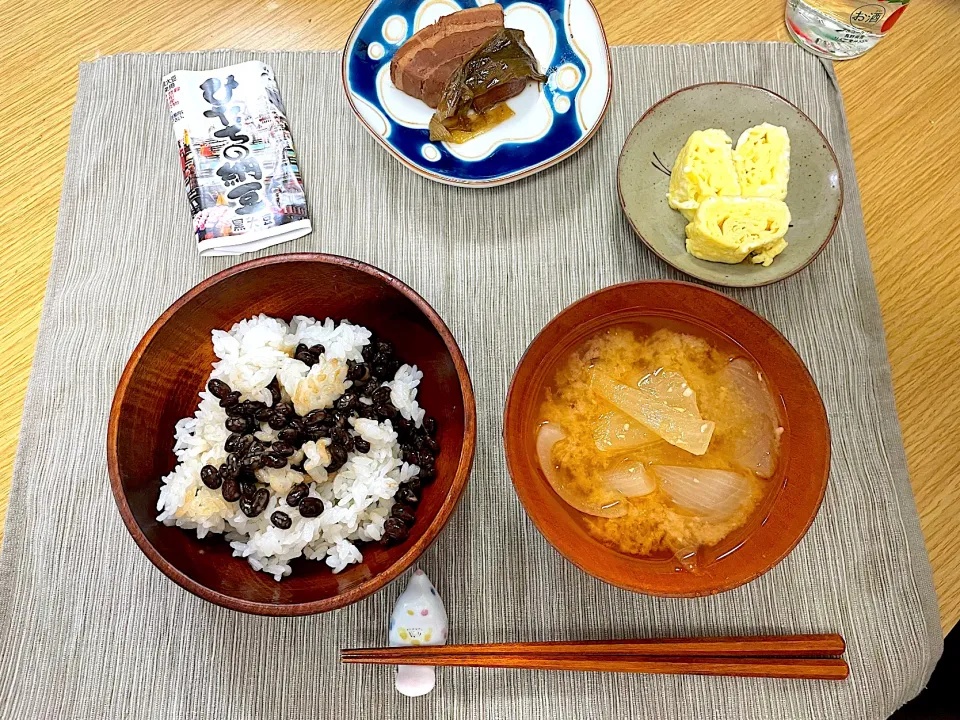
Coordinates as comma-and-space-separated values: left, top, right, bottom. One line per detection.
157, 314, 426, 580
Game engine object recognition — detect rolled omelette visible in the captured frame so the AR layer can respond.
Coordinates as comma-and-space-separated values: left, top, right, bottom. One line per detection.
734, 123, 791, 200
667, 129, 741, 221
685, 196, 791, 266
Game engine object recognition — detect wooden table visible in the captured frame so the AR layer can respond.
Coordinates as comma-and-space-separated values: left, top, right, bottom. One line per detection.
1, 0, 958, 631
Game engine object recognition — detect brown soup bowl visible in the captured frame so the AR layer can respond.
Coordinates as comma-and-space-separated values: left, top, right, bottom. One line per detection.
503, 281, 830, 597
107, 254, 476, 615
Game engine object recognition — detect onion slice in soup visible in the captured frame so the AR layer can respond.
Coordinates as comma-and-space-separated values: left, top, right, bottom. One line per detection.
721, 358, 783, 478
637, 369, 700, 417
592, 370, 715, 455
536, 423, 626, 518
601, 455, 656, 497
652, 465, 752, 521
593, 410, 659, 453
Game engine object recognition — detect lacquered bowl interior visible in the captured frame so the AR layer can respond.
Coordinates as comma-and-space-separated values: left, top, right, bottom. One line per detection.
108, 254, 476, 615
504, 281, 830, 597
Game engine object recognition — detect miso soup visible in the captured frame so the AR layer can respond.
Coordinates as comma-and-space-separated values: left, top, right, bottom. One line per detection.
535, 321, 783, 571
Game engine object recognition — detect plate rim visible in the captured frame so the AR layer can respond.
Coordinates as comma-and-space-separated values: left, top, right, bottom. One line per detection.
616, 81, 845, 288
340, 0, 614, 188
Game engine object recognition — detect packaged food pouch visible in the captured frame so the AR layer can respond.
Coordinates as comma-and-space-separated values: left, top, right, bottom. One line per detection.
162, 61, 311, 256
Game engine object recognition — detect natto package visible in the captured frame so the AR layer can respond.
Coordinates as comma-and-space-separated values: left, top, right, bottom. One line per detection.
162, 61, 311, 256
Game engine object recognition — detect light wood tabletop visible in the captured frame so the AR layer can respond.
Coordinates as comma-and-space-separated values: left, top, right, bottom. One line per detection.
1, 0, 958, 632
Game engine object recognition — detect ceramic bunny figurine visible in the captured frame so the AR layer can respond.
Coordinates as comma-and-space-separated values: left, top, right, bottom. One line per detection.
388, 568, 448, 696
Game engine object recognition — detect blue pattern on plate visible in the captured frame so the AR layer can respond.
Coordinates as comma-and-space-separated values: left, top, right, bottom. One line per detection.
345, 0, 591, 183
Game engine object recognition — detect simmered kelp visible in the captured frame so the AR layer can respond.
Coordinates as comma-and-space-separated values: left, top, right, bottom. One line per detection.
429, 28, 546, 142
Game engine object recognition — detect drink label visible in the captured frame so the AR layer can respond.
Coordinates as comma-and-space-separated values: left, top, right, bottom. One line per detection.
849, 0, 909, 33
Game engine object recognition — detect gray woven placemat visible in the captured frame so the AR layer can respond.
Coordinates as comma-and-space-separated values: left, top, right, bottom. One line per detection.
0, 44, 942, 720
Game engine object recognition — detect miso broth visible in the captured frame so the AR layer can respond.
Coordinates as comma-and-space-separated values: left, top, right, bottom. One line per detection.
535, 321, 784, 570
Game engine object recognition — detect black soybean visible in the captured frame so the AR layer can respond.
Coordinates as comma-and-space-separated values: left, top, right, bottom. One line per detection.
200, 465, 221, 489
251, 489, 270, 515
376, 402, 398, 420
331, 428, 353, 451
295, 351, 316, 366
271, 511, 292, 529
347, 362, 369, 382
223, 453, 240, 479
207, 379, 231, 399
236, 401, 258, 417
239, 480, 257, 500
278, 427, 300, 444
287, 417, 304, 433
357, 405, 378, 420
354, 437, 371, 454
303, 409, 329, 427
225, 403, 247, 418
240, 488, 269, 518
219, 391, 241, 409
396, 486, 419, 506
272, 442, 296, 457
335, 394, 358, 411
224, 433, 242, 452
240, 455, 263, 472
391, 503, 416, 527
299, 497, 323, 518
221, 478, 242, 502
267, 377, 282, 405
263, 453, 287, 469
286, 483, 309, 507
236, 434, 256, 455
328, 445, 348, 472
383, 517, 408, 541
423, 417, 437, 436
267, 413, 288, 430
309, 344, 325, 357
304, 427, 326, 442
225, 416, 250, 433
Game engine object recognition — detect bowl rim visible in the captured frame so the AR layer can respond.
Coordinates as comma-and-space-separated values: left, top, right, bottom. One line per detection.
339, 0, 614, 188
616, 81, 845, 288
503, 279, 831, 597
106, 252, 477, 616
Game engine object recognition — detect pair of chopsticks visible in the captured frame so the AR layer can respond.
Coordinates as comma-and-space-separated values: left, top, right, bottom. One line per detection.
341, 634, 848, 680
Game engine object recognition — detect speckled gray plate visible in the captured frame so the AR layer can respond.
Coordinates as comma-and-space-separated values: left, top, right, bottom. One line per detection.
617, 82, 843, 287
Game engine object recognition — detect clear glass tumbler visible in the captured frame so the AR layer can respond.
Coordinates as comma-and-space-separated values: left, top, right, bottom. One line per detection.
785, 0, 910, 60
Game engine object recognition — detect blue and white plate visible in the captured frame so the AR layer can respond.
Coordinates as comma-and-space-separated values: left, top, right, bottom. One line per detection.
341, 0, 612, 187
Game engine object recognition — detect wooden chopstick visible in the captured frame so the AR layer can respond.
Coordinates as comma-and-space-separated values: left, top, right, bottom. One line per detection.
342, 634, 845, 659
342, 652, 848, 680
340, 635, 849, 681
